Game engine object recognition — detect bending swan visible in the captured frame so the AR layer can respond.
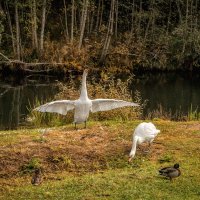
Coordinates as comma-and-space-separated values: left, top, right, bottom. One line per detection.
129, 122, 160, 162
34, 69, 139, 128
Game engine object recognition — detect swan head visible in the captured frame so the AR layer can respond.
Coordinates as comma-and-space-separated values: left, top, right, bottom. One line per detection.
128, 155, 133, 162
83, 69, 89, 75
128, 148, 136, 162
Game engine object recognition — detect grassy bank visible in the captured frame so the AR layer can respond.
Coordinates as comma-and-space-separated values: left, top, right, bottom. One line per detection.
0, 120, 200, 199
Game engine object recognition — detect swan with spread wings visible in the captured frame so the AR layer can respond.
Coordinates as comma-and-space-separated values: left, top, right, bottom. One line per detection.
34, 69, 139, 128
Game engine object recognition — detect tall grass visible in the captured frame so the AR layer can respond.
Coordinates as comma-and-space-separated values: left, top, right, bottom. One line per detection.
145, 104, 200, 121
187, 105, 200, 121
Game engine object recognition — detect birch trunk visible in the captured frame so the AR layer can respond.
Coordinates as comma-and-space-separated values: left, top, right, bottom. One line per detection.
78, 0, 88, 50
131, 0, 135, 35
71, 0, 74, 43
32, 0, 38, 50
63, 0, 69, 40
40, 0, 46, 53
89, 10, 94, 33
182, 0, 189, 55
5, 2, 16, 55
99, 0, 115, 63
15, 0, 21, 60
114, 0, 118, 38
99, 0, 104, 30
166, 0, 172, 35
176, 0, 182, 23
95, 0, 101, 33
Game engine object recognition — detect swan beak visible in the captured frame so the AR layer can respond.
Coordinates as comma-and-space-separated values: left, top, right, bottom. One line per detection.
128, 157, 132, 163
84, 69, 89, 74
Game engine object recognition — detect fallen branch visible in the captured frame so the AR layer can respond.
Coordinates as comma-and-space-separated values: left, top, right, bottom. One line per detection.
0, 53, 11, 62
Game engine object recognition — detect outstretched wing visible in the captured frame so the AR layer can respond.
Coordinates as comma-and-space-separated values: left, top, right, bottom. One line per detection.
91, 99, 139, 113
34, 100, 75, 115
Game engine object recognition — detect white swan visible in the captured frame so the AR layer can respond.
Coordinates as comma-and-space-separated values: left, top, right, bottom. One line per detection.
34, 69, 139, 128
129, 122, 160, 162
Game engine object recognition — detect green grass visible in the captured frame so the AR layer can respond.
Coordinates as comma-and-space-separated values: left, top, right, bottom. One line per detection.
0, 120, 200, 200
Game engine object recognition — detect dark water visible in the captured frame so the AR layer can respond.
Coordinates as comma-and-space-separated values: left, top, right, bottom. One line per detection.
132, 72, 200, 119
0, 72, 200, 130
0, 75, 60, 130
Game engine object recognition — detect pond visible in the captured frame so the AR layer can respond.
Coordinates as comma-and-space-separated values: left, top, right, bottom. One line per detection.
132, 72, 200, 119
0, 71, 200, 130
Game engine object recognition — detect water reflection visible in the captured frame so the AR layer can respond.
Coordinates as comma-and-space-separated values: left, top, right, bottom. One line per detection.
0, 75, 59, 130
132, 72, 200, 119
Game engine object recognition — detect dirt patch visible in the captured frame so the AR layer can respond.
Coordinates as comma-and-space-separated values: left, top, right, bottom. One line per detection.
3, 121, 199, 179
0, 125, 132, 178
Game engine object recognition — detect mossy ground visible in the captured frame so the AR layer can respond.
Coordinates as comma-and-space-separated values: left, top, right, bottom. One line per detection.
0, 120, 200, 200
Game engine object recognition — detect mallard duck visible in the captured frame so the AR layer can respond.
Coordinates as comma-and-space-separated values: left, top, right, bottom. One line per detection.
159, 163, 181, 181
31, 168, 43, 185
129, 122, 160, 162
34, 69, 138, 129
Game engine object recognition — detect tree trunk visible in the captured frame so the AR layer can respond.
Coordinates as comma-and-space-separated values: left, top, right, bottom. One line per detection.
176, 0, 182, 23
99, 0, 115, 64
114, 0, 118, 38
99, 0, 104, 30
89, 9, 94, 34
15, 0, 21, 60
137, 1, 142, 39
166, 0, 172, 35
40, 0, 46, 53
63, 0, 69, 41
78, 0, 88, 50
182, 0, 189, 55
131, 0, 135, 35
71, 0, 74, 43
32, 0, 38, 50
5, 2, 16, 55
95, 0, 101, 33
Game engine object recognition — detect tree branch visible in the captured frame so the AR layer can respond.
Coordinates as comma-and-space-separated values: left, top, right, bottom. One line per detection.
0, 53, 11, 62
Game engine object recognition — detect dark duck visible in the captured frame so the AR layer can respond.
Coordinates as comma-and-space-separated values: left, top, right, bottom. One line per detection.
31, 168, 43, 185
159, 163, 181, 181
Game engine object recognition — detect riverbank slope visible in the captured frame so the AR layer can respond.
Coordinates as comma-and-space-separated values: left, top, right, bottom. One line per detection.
0, 120, 200, 199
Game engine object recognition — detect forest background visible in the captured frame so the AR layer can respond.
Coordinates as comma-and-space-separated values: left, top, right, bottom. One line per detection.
0, 0, 200, 72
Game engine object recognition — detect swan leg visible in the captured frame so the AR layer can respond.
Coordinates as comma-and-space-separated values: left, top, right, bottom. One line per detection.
84, 121, 87, 129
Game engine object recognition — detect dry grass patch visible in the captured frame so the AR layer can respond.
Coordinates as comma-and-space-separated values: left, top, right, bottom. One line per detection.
0, 120, 199, 179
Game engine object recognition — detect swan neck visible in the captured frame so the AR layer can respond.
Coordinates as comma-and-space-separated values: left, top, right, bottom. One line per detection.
80, 71, 88, 99
129, 136, 138, 158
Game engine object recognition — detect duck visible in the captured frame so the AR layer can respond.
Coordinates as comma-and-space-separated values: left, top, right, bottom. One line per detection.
31, 168, 43, 186
34, 69, 139, 129
159, 163, 181, 181
129, 122, 160, 162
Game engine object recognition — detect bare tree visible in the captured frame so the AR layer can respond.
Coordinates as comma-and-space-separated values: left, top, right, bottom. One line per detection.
99, 0, 115, 63
40, 0, 46, 53
176, 0, 182, 23
15, 0, 21, 60
71, 0, 74, 43
32, 0, 38, 50
95, 0, 101, 33
63, 0, 69, 40
5, 2, 16, 55
78, 0, 88, 50
114, 0, 118, 38
131, 0, 135, 35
